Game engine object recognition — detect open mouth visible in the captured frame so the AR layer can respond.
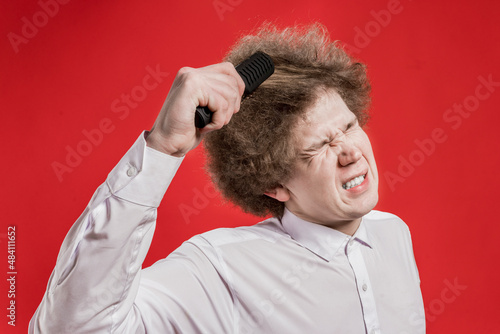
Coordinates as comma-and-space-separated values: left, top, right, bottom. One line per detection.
342, 174, 366, 190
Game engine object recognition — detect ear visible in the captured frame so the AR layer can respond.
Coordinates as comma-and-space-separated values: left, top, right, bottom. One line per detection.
264, 185, 290, 202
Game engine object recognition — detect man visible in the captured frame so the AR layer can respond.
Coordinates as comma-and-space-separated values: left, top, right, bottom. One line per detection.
30, 23, 425, 333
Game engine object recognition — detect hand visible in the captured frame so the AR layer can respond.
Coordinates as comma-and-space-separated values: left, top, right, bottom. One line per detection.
146, 62, 245, 157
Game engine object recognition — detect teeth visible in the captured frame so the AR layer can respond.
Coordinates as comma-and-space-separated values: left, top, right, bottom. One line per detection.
343, 175, 365, 190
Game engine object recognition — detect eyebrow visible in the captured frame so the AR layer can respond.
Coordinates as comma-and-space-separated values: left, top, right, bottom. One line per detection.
301, 117, 358, 153
302, 136, 336, 153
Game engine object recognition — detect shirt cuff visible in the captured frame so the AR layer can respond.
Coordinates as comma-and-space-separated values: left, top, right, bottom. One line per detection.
105, 131, 184, 207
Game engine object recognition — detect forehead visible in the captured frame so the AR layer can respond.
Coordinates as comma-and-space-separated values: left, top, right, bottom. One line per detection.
294, 90, 355, 144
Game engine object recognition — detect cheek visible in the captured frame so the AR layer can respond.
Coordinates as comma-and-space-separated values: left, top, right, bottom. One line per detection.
361, 141, 378, 181
356, 132, 375, 159
313, 151, 339, 177
313, 157, 341, 192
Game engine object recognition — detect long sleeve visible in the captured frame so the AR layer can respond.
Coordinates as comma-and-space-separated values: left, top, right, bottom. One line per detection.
29, 132, 183, 333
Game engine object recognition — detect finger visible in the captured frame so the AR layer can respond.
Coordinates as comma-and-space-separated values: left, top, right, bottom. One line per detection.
195, 75, 242, 124
203, 95, 230, 131
166, 63, 244, 133
200, 91, 242, 133
198, 69, 242, 101
202, 62, 245, 97
181, 68, 241, 113
207, 77, 242, 117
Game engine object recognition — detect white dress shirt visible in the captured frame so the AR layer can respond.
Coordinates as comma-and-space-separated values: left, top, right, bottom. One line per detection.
30, 132, 425, 334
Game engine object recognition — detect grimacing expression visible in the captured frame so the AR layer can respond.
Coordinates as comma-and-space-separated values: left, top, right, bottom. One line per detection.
270, 89, 379, 230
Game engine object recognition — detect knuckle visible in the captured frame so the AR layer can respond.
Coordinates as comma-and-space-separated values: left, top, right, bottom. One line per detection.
180, 70, 196, 82
177, 68, 198, 83
219, 99, 229, 111
229, 86, 240, 99
221, 61, 235, 70
211, 120, 224, 130
178, 70, 202, 90
177, 66, 192, 75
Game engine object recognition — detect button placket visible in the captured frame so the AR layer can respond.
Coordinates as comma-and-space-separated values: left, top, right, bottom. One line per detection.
345, 239, 380, 332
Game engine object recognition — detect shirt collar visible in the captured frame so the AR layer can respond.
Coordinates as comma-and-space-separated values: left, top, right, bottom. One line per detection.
280, 208, 372, 261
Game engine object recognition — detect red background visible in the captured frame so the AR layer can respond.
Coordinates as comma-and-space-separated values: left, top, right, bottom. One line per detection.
2, 0, 500, 332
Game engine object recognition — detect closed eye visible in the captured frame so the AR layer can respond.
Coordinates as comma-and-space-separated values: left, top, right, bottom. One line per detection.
298, 152, 316, 166
345, 118, 359, 132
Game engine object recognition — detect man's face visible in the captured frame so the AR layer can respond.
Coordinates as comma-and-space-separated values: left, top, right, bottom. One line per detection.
277, 89, 379, 231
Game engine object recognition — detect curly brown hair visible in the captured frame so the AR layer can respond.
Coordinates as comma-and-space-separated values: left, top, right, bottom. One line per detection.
204, 23, 371, 218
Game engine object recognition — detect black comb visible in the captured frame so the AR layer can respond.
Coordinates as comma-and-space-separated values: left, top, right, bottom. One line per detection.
194, 52, 274, 128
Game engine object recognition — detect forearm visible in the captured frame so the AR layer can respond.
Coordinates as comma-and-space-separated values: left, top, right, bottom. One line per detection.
29, 132, 183, 333
30, 60, 244, 332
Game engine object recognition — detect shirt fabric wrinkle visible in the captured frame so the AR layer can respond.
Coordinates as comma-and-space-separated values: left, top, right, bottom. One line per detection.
29, 131, 426, 334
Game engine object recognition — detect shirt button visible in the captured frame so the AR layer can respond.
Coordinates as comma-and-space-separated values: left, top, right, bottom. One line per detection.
127, 166, 137, 177
349, 239, 354, 246
362, 283, 368, 291
370, 329, 376, 334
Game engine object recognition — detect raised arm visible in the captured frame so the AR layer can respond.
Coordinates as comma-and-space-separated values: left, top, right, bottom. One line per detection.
29, 63, 245, 333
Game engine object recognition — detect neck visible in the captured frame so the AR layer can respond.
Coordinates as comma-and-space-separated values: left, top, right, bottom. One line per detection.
287, 207, 362, 236
327, 218, 362, 236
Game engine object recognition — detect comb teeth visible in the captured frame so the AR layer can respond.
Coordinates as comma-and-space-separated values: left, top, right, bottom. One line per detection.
235, 52, 275, 95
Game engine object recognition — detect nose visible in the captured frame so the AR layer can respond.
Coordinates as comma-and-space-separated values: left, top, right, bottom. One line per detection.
338, 139, 362, 166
